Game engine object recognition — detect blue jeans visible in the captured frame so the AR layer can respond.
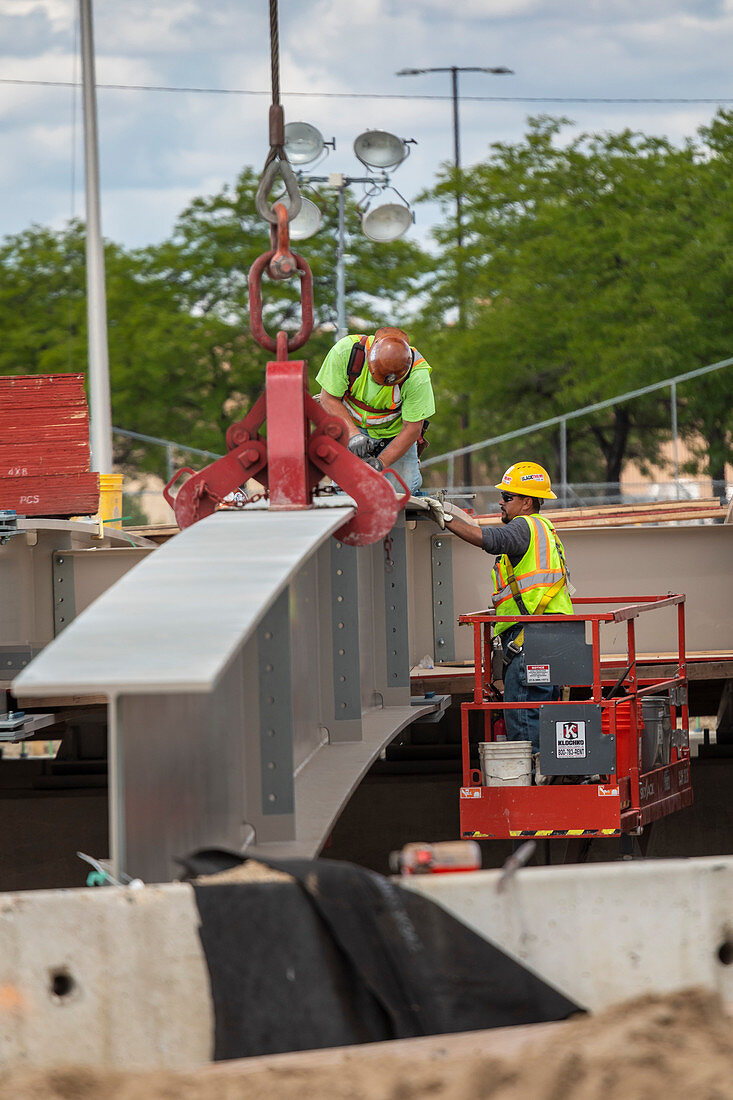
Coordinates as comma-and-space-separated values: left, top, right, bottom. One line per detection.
502, 628, 557, 753
371, 439, 422, 494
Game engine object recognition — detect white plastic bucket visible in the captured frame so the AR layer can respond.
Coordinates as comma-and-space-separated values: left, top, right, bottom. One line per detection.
479, 740, 533, 787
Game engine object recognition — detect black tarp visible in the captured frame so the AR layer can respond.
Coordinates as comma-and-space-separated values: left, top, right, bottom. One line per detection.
186, 853, 581, 1061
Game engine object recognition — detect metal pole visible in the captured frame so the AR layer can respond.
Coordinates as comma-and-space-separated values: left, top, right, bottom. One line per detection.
451, 67, 462, 250
335, 184, 346, 341
79, 0, 113, 474
560, 418, 567, 507
449, 69, 472, 488
671, 381, 679, 499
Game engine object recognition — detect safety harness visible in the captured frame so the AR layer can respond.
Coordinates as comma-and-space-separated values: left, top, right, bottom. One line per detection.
344, 335, 430, 452
501, 530, 571, 667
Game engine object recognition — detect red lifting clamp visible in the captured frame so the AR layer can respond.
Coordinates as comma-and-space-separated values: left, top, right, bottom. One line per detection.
164, 206, 408, 545
164, 361, 408, 544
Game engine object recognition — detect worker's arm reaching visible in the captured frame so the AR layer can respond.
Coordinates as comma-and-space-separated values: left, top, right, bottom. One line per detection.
438, 511, 484, 546
376, 420, 423, 468
319, 387, 423, 471
423, 501, 532, 558
319, 388, 363, 442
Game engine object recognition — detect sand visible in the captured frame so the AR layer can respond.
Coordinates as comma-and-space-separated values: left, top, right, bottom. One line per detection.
194, 859, 294, 885
1, 988, 731, 1099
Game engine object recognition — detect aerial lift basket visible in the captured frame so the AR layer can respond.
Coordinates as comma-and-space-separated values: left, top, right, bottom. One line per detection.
458, 595, 693, 840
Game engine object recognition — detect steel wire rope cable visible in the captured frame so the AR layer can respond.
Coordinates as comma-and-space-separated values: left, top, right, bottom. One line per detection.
5, 77, 733, 106
249, 0, 313, 358
254, 0, 301, 228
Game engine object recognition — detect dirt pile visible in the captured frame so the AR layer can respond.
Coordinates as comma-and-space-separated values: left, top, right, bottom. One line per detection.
2, 987, 731, 1099
194, 859, 293, 885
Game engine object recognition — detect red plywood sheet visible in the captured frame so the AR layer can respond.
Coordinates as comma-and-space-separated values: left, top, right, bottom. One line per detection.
0, 415, 90, 444
0, 374, 87, 417
0, 473, 100, 516
0, 373, 85, 390
0, 391, 88, 412
0, 442, 91, 476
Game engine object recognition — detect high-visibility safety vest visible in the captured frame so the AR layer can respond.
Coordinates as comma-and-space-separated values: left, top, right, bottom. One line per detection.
491, 514, 573, 637
342, 335, 430, 429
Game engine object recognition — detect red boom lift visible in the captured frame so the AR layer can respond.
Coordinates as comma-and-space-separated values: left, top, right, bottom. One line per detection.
458, 595, 693, 842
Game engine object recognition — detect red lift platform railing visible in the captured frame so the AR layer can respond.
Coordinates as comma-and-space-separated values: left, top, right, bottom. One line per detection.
458, 595, 693, 841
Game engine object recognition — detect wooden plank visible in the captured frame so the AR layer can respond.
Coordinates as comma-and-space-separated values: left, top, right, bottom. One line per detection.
0, 393, 88, 412
0, 416, 90, 444
550, 510, 726, 529
545, 497, 721, 520
478, 500, 726, 528
0, 442, 91, 476
0, 372, 85, 391
125, 524, 180, 544
0, 472, 99, 515
0, 375, 87, 411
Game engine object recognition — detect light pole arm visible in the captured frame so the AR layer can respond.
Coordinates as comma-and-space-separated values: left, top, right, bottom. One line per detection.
336, 184, 346, 340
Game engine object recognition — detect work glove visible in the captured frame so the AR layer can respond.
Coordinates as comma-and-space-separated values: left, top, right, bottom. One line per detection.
423, 496, 448, 529
363, 455, 384, 472
347, 433, 378, 459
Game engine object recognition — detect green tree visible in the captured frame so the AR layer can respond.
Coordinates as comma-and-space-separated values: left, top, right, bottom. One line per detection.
0, 221, 87, 377
0, 168, 434, 479
145, 167, 433, 378
418, 113, 733, 490
672, 111, 733, 487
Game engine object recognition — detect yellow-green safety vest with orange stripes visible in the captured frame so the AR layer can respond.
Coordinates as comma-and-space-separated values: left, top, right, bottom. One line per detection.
342, 335, 429, 428
491, 514, 573, 637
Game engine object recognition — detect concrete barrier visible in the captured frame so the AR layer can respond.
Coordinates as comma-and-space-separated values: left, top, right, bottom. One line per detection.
402, 856, 733, 1011
0, 856, 730, 1070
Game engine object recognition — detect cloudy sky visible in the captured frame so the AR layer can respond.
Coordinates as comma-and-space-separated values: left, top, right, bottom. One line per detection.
1, 0, 732, 252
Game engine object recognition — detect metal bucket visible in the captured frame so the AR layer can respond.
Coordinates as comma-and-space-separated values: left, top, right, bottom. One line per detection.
640, 695, 672, 773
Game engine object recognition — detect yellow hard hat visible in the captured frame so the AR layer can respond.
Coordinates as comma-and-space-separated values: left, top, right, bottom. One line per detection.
495, 461, 557, 499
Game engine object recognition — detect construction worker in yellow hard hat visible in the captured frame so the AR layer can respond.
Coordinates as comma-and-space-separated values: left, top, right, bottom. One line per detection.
316, 326, 435, 494
423, 462, 574, 755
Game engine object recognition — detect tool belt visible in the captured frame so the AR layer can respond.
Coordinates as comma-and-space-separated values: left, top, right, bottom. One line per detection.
369, 424, 429, 459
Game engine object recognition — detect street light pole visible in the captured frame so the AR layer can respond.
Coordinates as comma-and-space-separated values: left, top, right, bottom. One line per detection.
335, 182, 346, 339
285, 125, 414, 341
450, 67, 462, 247
397, 65, 513, 485
79, 0, 113, 475
397, 65, 512, 251
294, 172, 400, 342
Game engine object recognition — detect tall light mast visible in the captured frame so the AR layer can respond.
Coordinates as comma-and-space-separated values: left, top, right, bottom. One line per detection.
79, 0, 113, 473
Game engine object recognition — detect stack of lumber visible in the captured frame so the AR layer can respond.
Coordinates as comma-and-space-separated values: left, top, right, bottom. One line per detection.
0, 373, 99, 516
478, 497, 727, 528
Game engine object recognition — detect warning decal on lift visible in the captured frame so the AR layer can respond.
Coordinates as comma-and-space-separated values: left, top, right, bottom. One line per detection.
597, 785, 619, 797
511, 828, 621, 838
527, 664, 551, 683
556, 720, 587, 758
460, 788, 482, 799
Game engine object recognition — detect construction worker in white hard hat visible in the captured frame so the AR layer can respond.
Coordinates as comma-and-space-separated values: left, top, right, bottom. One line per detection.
316, 326, 435, 494
424, 462, 574, 753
